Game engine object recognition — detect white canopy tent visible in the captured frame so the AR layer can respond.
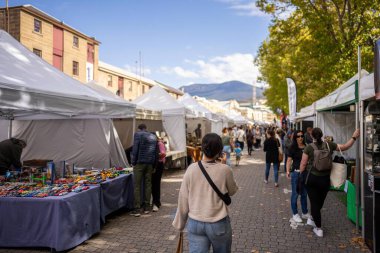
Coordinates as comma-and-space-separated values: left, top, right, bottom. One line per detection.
133, 85, 186, 156
178, 93, 223, 136
86, 81, 163, 150
0, 30, 134, 168
313, 70, 369, 159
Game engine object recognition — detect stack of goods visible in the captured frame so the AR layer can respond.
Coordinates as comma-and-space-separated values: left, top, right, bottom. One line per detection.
0, 182, 90, 198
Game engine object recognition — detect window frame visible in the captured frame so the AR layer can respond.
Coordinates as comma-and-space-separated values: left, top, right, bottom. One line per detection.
34, 19, 42, 33
107, 75, 113, 87
73, 36, 79, 48
32, 48, 42, 57
72, 61, 79, 76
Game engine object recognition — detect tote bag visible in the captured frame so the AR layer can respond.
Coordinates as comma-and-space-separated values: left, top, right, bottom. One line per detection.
175, 232, 183, 253
330, 145, 347, 188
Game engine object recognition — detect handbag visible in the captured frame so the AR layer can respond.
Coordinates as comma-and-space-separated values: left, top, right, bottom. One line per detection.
330, 145, 347, 188
175, 232, 183, 253
277, 139, 283, 162
197, 161, 231, 205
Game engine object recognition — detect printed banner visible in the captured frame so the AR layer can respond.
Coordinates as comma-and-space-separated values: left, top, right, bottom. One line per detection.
375, 39, 380, 100
286, 78, 297, 117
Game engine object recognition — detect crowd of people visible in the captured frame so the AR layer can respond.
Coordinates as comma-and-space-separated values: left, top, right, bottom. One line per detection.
170, 124, 359, 252
0, 122, 359, 252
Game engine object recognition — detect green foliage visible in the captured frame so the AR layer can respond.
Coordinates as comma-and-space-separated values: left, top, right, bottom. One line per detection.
255, 0, 380, 114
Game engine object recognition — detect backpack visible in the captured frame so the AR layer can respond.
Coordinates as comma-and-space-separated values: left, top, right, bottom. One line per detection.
310, 142, 332, 171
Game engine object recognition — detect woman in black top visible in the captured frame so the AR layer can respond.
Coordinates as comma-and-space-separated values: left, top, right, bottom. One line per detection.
263, 129, 280, 187
246, 129, 254, 156
286, 130, 309, 223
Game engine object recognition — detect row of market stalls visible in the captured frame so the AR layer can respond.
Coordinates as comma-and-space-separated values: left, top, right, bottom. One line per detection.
294, 69, 379, 252
0, 28, 255, 168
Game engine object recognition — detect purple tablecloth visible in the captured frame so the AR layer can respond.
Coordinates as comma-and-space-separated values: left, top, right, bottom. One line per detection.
100, 173, 134, 222
0, 186, 101, 252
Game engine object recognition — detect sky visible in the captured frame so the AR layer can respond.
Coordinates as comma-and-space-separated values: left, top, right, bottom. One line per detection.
5, 0, 271, 88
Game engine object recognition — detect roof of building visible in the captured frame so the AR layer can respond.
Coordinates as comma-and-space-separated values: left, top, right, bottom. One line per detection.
3, 5, 100, 44
154, 81, 184, 96
99, 61, 183, 96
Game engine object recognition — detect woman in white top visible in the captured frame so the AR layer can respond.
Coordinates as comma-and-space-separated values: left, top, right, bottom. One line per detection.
173, 133, 239, 253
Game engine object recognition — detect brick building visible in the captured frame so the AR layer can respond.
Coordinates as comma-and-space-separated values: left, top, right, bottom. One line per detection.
98, 61, 183, 101
0, 5, 100, 83
0, 4, 183, 101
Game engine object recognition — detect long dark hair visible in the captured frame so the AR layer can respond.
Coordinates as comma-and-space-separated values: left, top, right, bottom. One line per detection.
290, 130, 304, 150
311, 127, 323, 145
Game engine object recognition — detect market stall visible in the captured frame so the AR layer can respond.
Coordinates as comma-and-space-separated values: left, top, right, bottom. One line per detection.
294, 102, 316, 132
0, 30, 136, 251
133, 85, 187, 167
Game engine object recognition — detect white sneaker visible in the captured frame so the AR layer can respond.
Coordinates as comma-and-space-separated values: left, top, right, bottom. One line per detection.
302, 213, 312, 219
264, 180, 268, 184
292, 214, 303, 223
152, 205, 159, 212
307, 218, 316, 227
313, 227, 324, 237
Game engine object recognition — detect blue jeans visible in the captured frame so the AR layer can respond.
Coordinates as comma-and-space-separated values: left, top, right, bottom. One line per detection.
290, 171, 308, 215
223, 145, 231, 166
187, 216, 232, 253
265, 162, 279, 183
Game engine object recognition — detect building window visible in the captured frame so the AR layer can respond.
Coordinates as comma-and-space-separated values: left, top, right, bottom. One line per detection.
129, 81, 133, 92
34, 19, 42, 33
33, 48, 42, 57
72, 61, 79, 76
107, 75, 113, 87
73, 36, 79, 48
142, 85, 145, 94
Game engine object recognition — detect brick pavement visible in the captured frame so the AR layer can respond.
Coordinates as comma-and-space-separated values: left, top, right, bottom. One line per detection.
0, 149, 369, 253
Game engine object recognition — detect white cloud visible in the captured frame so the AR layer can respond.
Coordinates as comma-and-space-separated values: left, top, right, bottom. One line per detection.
216, 0, 268, 17
158, 53, 260, 84
123, 64, 152, 76
159, 66, 199, 78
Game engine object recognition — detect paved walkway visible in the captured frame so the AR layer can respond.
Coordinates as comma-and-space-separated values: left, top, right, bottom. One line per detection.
1, 149, 369, 253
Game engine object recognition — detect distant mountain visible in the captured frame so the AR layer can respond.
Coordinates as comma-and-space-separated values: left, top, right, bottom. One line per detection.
180, 80, 264, 101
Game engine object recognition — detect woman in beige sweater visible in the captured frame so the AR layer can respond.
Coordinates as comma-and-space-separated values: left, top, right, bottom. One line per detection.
173, 133, 238, 253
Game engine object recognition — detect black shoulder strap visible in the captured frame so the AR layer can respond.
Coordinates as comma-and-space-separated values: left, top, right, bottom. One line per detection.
198, 161, 224, 198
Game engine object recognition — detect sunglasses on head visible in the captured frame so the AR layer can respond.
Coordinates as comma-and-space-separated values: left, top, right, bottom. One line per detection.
296, 135, 304, 138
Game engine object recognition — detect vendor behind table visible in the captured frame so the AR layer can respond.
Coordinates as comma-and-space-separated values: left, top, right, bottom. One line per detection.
0, 138, 27, 178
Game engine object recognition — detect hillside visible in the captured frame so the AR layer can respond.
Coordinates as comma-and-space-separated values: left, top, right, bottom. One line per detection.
180, 80, 264, 101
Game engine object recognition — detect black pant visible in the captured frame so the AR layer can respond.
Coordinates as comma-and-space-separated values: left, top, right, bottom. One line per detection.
152, 161, 164, 207
247, 142, 253, 155
237, 141, 244, 151
306, 173, 330, 228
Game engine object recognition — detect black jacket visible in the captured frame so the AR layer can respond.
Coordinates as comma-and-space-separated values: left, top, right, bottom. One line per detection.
131, 130, 158, 166
0, 139, 23, 175
263, 138, 279, 163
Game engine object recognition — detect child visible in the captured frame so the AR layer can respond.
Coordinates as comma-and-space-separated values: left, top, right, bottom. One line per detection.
235, 143, 242, 166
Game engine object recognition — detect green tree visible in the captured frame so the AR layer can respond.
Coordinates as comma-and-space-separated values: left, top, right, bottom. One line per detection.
256, 0, 380, 113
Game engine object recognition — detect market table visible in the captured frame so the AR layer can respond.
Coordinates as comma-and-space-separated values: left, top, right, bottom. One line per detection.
0, 185, 101, 252
99, 173, 134, 222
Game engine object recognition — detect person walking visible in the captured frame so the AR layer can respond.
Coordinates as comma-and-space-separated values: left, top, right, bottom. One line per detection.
286, 130, 310, 223
304, 127, 313, 144
246, 129, 254, 156
173, 133, 238, 253
299, 127, 360, 237
236, 126, 245, 151
263, 129, 280, 187
284, 130, 293, 173
221, 128, 234, 166
254, 126, 262, 149
152, 136, 166, 212
130, 124, 158, 217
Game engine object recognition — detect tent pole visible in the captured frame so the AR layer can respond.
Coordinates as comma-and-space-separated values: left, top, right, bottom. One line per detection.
355, 46, 361, 231
360, 100, 365, 238
8, 119, 12, 138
